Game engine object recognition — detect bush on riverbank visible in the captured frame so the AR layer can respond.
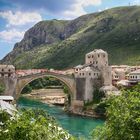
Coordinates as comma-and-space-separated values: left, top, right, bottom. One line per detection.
83, 89, 106, 116
92, 84, 140, 140
0, 109, 75, 140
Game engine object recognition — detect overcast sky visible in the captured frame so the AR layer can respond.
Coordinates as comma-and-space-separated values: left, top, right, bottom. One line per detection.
0, 0, 140, 59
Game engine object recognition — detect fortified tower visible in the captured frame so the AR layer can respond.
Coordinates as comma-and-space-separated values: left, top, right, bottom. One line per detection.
85, 49, 108, 69
85, 49, 112, 86
74, 49, 112, 102
0, 65, 17, 96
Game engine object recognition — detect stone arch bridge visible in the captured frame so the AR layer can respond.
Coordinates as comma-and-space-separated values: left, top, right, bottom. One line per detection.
0, 70, 83, 108
15, 71, 76, 100
0, 68, 86, 110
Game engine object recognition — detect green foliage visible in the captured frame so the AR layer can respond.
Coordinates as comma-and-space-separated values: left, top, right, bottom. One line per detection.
21, 77, 62, 94
94, 100, 108, 115
0, 110, 10, 124
21, 84, 32, 94
84, 89, 105, 107
63, 85, 69, 94
0, 109, 75, 140
83, 89, 105, 114
131, 82, 140, 92
0, 82, 5, 95
92, 87, 140, 140
92, 89, 105, 104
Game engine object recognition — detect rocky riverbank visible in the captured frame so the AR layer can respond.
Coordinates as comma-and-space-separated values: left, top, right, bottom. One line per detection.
22, 89, 67, 105
69, 109, 105, 119
22, 89, 105, 119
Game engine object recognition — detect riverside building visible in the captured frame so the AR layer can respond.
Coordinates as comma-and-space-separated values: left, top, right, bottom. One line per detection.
74, 49, 117, 102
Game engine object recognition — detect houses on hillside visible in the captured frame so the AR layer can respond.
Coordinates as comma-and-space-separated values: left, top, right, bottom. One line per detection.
111, 65, 140, 87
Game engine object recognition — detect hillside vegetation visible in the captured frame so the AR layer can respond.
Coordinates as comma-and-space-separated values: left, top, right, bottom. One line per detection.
1, 6, 140, 69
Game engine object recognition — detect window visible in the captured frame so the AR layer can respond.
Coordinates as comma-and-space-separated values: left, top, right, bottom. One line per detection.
83, 73, 84, 76
90, 61, 92, 63
92, 55, 94, 58
80, 73, 81, 76
8, 69, 11, 72
103, 54, 105, 57
98, 54, 100, 57
88, 55, 91, 58
89, 73, 91, 76
2, 69, 4, 72
96, 61, 98, 64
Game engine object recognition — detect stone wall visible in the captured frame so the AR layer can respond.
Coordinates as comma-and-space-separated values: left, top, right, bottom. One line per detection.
0, 77, 17, 96
76, 78, 85, 100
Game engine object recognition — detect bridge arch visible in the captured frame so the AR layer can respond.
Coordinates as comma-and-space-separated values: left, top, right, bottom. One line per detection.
15, 72, 76, 103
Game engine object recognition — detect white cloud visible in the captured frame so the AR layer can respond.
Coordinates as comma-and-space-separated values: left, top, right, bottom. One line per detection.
133, 0, 140, 5
0, 11, 42, 26
63, 4, 86, 19
80, 0, 102, 7
61, 0, 102, 19
0, 29, 25, 42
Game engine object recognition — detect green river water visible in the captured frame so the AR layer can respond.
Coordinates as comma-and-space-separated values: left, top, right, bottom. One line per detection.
17, 97, 104, 139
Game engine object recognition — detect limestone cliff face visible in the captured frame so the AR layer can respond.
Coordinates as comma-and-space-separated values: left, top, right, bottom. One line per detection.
17, 20, 70, 50
1, 20, 69, 63
1, 6, 140, 68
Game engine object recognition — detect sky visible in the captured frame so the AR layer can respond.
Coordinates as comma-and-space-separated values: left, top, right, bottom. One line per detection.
0, 0, 140, 60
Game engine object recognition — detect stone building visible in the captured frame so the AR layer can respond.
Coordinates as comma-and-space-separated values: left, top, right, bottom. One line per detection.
0, 65, 16, 96
74, 49, 114, 102
128, 69, 140, 82
0, 65, 15, 77
112, 69, 126, 85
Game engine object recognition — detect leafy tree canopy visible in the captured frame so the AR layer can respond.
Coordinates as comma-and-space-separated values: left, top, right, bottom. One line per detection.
0, 109, 75, 140
92, 84, 140, 140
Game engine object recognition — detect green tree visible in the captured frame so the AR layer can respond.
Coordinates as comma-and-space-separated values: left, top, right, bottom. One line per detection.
21, 84, 32, 94
21, 77, 63, 94
92, 89, 105, 104
92, 87, 140, 140
0, 109, 75, 140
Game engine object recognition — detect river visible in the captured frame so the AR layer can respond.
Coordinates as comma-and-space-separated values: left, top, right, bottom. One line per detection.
17, 97, 104, 139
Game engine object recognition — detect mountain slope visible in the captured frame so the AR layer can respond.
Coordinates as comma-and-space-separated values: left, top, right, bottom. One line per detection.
1, 6, 140, 69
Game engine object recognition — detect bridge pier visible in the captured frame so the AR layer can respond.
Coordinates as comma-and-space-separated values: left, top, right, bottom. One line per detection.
0, 77, 17, 97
